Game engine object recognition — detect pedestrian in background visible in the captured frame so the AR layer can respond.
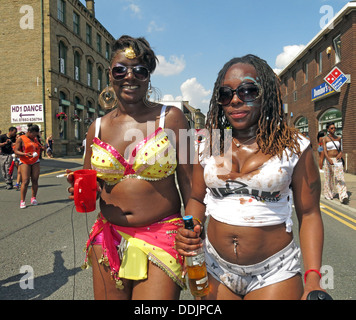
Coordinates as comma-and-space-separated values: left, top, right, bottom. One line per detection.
81, 132, 87, 163
46, 134, 54, 158
13, 132, 25, 190
317, 130, 325, 170
0, 126, 17, 189
322, 122, 348, 204
14, 124, 43, 208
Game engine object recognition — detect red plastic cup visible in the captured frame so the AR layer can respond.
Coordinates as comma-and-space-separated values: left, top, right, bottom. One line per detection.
73, 169, 97, 212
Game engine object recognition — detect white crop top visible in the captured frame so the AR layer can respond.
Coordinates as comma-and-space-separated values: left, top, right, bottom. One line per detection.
200, 135, 310, 232
325, 140, 341, 151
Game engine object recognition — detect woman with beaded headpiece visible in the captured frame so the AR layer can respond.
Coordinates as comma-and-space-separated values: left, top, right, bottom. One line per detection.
67, 35, 192, 300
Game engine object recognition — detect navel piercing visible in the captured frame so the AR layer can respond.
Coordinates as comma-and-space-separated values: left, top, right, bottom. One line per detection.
233, 237, 239, 256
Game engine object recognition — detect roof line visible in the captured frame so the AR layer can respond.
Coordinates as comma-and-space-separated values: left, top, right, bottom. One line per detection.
278, 2, 356, 76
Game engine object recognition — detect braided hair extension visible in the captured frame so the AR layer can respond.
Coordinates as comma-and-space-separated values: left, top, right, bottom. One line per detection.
206, 54, 301, 158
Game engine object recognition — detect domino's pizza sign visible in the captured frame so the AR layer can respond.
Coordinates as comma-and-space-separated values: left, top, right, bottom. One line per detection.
324, 67, 348, 91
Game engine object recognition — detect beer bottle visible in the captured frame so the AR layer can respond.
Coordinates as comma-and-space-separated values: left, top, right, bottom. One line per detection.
183, 215, 209, 297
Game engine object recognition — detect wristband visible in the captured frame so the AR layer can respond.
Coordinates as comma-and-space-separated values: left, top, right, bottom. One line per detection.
304, 269, 322, 284
193, 218, 202, 225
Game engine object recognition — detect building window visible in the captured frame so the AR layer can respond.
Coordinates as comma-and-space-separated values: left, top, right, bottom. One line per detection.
303, 62, 308, 83
58, 41, 67, 75
106, 72, 110, 87
87, 60, 93, 87
293, 91, 297, 102
73, 12, 80, 35
86, 24, 92, 46
86, 101, 95, 126
59, 91, 68, 139
333, 34, 341, 64
295, 116, 309, 136
97, 67, 103, 91
318, 51, 323, 74
57, 0, 66, 23
292, 70, 296, 90
105, 42, 110, 60
319, 108, 342, 136
97, 34, 102, 54
74, 96, 82, 140
74, 51, 81, 81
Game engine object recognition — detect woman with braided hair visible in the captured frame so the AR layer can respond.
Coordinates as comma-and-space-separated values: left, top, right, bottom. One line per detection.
175, 55, 325, 300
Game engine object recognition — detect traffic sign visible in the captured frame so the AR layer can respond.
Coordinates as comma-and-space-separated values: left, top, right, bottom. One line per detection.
324, 67, 348, 91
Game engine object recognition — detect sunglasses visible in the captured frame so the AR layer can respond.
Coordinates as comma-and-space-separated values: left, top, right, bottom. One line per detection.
217, 82, 262, 106
111, 64, 150, 81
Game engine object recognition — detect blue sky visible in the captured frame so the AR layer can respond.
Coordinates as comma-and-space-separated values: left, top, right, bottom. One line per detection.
82, 0, 350, 114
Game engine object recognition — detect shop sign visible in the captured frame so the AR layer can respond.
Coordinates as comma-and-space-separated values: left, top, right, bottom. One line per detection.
324, 66, 348, 91
311, 82, 334, 101
11, 104, 44, 123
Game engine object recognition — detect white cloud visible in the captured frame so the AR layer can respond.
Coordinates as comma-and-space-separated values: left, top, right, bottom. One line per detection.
129, 4, 140, 15
122, 1, 141, 18
274, 44, 306, 74
162, 94, 182, 101
161, 78, 211, 113
155, 55, 186, 76
180, 78, 211, 106
147, 20, 164, 33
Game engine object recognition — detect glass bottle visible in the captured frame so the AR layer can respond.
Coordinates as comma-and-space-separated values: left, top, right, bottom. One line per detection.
183, 215, 209, 297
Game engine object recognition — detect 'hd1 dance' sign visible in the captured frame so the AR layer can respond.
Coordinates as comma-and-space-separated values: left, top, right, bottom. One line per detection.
11, 104, 44, 123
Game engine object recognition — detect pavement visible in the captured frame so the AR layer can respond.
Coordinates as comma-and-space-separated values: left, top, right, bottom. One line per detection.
319, 169, 356, 215
0, 156, 83, 183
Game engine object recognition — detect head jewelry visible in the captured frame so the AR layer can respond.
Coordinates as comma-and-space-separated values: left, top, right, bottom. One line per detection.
123, 46, 136, 59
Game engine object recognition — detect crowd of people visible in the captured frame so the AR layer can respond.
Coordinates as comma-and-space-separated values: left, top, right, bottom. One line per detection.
1, 35, 350, 300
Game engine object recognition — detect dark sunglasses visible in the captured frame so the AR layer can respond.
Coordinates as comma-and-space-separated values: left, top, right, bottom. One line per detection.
111, 64, 150, 81
217, 82, 262, 106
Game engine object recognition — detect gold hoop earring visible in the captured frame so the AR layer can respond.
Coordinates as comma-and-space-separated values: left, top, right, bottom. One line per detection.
99, 86, 118, 110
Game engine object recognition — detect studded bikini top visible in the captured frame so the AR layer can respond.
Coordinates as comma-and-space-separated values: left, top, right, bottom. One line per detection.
91, 106, 177, 185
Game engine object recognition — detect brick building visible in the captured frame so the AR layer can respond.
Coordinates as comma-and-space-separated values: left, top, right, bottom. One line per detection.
279, 1, 356, 174
1, 0, 114, 156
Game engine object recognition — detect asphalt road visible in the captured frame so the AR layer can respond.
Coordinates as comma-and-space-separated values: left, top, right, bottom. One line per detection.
0, 157, 355, 300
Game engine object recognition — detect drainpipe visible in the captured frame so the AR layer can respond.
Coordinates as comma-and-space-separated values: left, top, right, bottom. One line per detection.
41, 0, 46, 139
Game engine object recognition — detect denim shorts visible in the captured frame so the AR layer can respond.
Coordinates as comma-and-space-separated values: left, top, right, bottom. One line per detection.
204, 236, 301, 296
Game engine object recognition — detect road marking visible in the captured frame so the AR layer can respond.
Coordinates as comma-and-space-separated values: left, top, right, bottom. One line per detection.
40, 169, 66, 177
321, 202, 356, 224
0, 169, 67, 186
320, 201, 356, 231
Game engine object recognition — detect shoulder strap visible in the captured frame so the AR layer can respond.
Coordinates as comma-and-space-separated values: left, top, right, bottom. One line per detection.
95, 118, 101, 138
158, 105, 167, 129
330, 138, 341, 152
